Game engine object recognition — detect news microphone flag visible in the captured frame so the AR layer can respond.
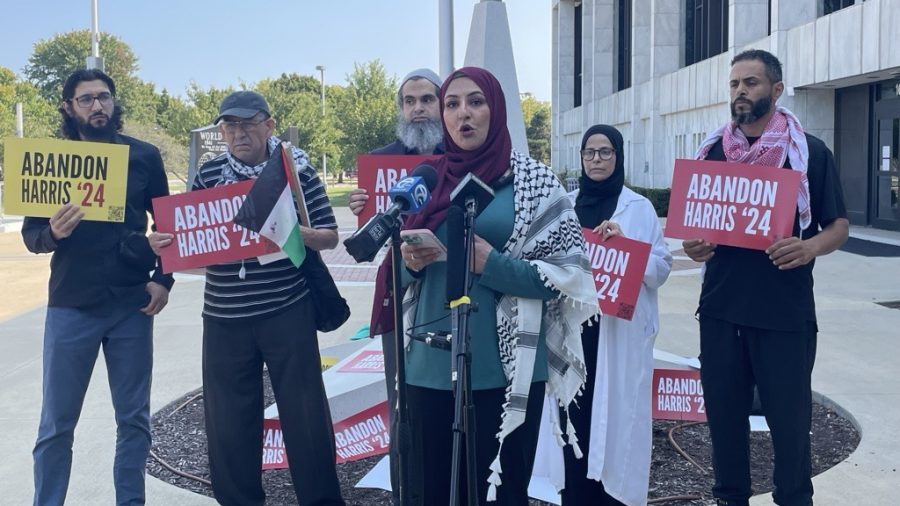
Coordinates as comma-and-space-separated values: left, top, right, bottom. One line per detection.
233, 147, 306, 268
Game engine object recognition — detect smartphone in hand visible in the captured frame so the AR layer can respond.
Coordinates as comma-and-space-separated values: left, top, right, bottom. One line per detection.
400, 229, 448, 262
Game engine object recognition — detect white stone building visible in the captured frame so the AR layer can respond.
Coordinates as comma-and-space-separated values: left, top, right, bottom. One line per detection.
552, 0, 900, 230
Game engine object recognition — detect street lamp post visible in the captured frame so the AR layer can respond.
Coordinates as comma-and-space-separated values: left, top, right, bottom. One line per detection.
315, 65, 327, 188
86, 0, 104, 70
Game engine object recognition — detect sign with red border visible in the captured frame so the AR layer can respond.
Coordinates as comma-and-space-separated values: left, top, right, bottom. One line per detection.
664, 159, 802, 250
651, 368, 706, 422
583, 228, 651, 321
337, 351, 385, 373
356, 154, 431, 227
262, 401, 391, 469
151, 181, 279, 273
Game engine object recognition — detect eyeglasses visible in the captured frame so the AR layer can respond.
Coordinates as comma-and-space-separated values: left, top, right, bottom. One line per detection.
218, 117, 268, 134
581, 147, 616, 161
70, 92, 114, 108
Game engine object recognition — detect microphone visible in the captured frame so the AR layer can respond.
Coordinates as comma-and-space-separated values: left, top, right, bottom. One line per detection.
445, 205, 466, 302
344, 164, 438, 263
449, 172, 494, 217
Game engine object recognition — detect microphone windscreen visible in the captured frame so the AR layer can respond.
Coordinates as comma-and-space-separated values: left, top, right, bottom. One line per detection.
449, 173, 495, 217
445, 205, 466, 302
411, 164, 438, 191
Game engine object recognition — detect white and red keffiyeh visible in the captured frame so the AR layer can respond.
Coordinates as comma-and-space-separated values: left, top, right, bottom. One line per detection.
695, 106, 812, 230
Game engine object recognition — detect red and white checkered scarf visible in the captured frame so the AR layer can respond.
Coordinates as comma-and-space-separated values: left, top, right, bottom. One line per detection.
695, 106, 812, 230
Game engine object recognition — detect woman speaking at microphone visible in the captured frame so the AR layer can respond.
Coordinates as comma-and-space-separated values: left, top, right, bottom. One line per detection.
557, 124, 672, 506
370, 67, 596, 505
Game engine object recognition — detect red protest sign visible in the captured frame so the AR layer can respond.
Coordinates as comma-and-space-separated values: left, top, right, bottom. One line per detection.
337, 351, 385, 373
664, 159, 802, 250
584, 228, 651, 321
333, 401, 391, 463
262, 401, 390, 469
151, 180, 279, 273
262, 418, 289, 470
356, 154, 430, 227
651, 368, 706, 422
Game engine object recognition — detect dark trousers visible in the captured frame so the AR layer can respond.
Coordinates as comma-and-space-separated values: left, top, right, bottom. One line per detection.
202, 297, 344, 506
561, 323, 624, 506
699, 316, 816, 506
406, 382, 545, 506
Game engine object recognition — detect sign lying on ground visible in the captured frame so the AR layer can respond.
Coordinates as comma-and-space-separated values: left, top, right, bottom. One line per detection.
664, 159, 802, 250
355, 154, 430, 227
337, 351, 384, 373
262, 401, 390, 470
651, 368, 707, 422
151, 180, 279, 272
3, 137, 129, 221
583, 228, 651, 321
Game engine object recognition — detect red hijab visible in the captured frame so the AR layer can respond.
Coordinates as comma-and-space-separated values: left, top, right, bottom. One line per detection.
370, 66, 513, 335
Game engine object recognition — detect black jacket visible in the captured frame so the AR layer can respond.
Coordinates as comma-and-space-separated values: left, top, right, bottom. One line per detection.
22, 134, 175, 309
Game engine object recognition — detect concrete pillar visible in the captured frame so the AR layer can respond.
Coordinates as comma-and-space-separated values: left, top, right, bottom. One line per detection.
592, 1, 616, 105
553, 0, 576, 170
464, 0, 529, 155
729, 0, 771, 51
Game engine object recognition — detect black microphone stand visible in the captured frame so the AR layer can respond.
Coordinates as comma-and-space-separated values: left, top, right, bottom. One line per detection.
449, 197, 480, 506
389, 225, 413, 506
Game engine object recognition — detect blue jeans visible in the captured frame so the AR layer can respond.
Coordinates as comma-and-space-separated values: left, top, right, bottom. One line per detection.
33, 304, 153, 506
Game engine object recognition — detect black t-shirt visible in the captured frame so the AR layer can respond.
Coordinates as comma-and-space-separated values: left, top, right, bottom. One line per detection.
698, 134, 847, 331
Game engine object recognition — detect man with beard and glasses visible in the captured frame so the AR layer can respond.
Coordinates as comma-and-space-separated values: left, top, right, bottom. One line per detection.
682, 50, 848, 506
22, 68, 173, 506
347, 68, 444, 214
346, 67, 443, 506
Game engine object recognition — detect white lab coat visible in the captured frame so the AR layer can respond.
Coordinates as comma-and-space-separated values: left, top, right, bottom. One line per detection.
547, 187, 672, 506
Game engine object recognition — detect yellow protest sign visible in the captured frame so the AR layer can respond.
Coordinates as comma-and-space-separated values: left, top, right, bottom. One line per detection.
3, 137, 130, 222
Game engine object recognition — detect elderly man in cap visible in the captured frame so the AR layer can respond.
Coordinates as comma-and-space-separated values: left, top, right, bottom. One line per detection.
346, 68, 442, 505
151, 91, 344, 506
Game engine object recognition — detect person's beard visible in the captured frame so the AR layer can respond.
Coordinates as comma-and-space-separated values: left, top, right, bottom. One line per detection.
731, 95, 773, 125
396, 116, 443, 154
75, 109, 120, 140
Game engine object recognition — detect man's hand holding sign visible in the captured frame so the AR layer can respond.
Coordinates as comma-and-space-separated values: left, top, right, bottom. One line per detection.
353, 154, 430, 227
664, 158, 830, 270
4, 137, 130, 222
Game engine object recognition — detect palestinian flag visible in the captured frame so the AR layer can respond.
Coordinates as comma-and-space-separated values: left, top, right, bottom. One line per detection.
234, 146, 306, 268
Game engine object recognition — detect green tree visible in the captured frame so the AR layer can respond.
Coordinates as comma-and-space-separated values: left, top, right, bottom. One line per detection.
334, 61, 397, 176
23, 30, 139, 100
521, 95, 551, 165
122, 122, 190, 187
256, 74, 345, 182
0, 67, 58, 161
155, 89, 194, 145
184, 82, 234, 128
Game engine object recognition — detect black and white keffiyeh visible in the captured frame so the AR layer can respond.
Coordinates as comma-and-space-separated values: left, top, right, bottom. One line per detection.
220, 136, 312, 184
401, 151, 598, 501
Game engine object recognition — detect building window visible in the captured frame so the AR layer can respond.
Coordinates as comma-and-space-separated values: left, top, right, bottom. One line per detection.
574, 2, 583, 107
684, 0, 728, 67
823, 0, 857, 16
616, 0, 632, 91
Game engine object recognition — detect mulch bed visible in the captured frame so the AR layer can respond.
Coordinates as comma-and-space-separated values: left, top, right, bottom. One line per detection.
148, 372, 859, 505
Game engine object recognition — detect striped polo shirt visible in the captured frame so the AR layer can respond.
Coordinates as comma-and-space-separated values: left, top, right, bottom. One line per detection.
193, 144, 337, 320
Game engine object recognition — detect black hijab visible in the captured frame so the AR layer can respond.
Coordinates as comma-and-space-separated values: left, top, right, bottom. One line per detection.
574, 124, 625, 228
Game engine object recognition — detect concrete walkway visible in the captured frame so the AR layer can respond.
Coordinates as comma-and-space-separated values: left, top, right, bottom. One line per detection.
0, 208, 898, 504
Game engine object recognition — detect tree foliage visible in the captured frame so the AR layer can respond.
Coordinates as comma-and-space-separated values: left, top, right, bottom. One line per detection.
521, 95, 551, 165
23, 30, 139, 100
122, 122, 190, 186
0, 66, 58, 161
334, 61, 397, 173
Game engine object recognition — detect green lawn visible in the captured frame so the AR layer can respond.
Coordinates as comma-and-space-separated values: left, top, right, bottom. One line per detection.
325, 182, 357, 207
